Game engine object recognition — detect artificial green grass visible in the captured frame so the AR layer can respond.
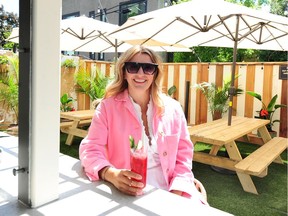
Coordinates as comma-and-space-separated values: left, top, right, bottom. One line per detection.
59, 133, 81, 159
60, 133, 288, 216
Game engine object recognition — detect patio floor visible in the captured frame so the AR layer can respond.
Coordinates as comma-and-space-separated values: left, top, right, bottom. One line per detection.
0, 132, 96, 215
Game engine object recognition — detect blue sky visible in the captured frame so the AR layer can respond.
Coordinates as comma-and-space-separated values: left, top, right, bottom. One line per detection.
0, 0, 19, 14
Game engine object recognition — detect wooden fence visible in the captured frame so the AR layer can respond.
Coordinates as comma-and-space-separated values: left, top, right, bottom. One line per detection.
76, 60, 287, 138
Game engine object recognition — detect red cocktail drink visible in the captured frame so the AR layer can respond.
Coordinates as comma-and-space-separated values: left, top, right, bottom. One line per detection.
130, 150, 147, 187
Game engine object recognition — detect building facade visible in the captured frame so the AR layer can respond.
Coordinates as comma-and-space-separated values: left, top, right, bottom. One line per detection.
62, 0, 172, 61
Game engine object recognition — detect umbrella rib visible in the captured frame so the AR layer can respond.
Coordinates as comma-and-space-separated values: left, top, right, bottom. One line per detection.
238, 15, 287, 49
62, 27, 98, 40
174, 15, 235, 45
183, 17, 203, 31
108, 18, 153, 35
72, 35, 103, 51
238, 15, 259, 43
261, 24, 286, 50
218, 14, 238, 41
139, 19, 178, 45
62, 28, 80, 38
178, 16, 228, 32
98, 31, 115, 45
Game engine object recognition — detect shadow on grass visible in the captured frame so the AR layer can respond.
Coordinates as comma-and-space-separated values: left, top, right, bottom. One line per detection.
59, 133, 82, 159
194, 142, 288, 216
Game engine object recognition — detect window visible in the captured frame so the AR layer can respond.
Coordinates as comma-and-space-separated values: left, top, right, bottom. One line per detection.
98, 52, 104, 60
99, 8, 107, 22
89, 11, 95, 19
119, 0, 147, 25
62, 12, 80, 19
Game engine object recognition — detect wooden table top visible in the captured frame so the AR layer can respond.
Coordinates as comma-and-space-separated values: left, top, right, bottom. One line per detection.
188, 116, 270, 145
60, 110, 95, 121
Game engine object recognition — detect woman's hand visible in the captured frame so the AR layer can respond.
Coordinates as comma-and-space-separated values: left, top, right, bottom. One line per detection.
103, 167, 145, 196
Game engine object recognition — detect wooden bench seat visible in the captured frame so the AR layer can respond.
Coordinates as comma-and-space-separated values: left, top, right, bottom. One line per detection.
60, 119, 91, 129
235, 137, 288, 177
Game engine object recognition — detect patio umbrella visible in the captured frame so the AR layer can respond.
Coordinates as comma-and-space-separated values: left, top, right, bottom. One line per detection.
7, 17, 191, 58
109, 0, 288, 125
60, 16, 129, 59
6, 27, 19, 43
61, 16, 191, 58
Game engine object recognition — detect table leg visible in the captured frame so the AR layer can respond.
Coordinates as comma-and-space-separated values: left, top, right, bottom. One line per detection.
209, 146, 220, 155
236, 172, 258, 194
225, 141, 258, 194
65, 121, 79, 145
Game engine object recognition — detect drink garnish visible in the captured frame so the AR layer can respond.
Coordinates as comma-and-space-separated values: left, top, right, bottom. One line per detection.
129, 135, 143, 151
129, 135, 135, 149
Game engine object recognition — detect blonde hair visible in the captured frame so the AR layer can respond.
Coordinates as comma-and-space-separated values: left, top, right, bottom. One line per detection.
104, 45, 164, 115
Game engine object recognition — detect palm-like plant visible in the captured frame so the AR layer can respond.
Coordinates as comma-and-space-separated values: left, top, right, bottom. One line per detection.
194, 76, 243, 120
0, 55, 19, 124
75, 67, 111, 103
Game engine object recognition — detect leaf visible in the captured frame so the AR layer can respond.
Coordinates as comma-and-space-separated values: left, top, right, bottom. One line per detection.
267, 94, 277, 112
247, 91, 262, 102
275, 104, 287, 110
168, 85, 177, 96
60, 93, 68, 104
129, 135, 135, 149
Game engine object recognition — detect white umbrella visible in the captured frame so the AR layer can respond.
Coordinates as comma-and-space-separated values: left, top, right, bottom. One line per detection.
110, 0, 288, 125
6, 27, 19, 43
61, 16, 191, 55
8, 16, 191, 55
60, 16, 129, 59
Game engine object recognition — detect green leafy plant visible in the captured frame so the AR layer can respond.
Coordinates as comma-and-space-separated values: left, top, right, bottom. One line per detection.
0, 55, 19, 124
75, 68, 111, 102
60, 93, 75, 112
0, 55, 9, 65
194, 76, 243, 120
247, 91, 287, 131
61, 59, 77, 68
168, 85, 177, 97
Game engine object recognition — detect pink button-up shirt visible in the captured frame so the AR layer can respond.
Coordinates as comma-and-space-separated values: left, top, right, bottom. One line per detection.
79, 89, 197, 197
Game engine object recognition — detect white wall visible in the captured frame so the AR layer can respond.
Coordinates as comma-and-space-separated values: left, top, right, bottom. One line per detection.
30, 0, 61, 207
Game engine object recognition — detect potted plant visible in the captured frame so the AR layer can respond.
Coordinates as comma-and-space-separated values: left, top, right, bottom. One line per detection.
60, 93, 75, 112
75, 67, 112, 109
61, 58, 78, 97
247, 91, 287, 136
194, 76, 243, 120
61, 59, 77, 68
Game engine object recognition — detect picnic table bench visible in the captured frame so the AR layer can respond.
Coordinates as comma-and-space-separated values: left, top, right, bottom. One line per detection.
60, 110, 95, 145
188, 116, 287, 194
235, 137, 287, 177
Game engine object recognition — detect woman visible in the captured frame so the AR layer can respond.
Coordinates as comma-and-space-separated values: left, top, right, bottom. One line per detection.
79, 45, 205, 203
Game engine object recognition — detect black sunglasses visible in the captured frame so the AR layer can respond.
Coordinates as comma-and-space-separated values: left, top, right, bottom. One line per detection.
124, 62, 158, 75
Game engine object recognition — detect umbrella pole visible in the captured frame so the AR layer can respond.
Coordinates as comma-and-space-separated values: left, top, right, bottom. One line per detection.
228, 15, 240, 126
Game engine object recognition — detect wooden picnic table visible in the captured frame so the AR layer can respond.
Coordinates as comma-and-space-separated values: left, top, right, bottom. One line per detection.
60, 110, 95, 145
188, 116, 287, 194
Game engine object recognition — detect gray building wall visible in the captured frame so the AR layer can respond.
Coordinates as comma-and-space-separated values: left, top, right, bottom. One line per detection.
62, 0, 170, 61
62, 0, 166, 25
